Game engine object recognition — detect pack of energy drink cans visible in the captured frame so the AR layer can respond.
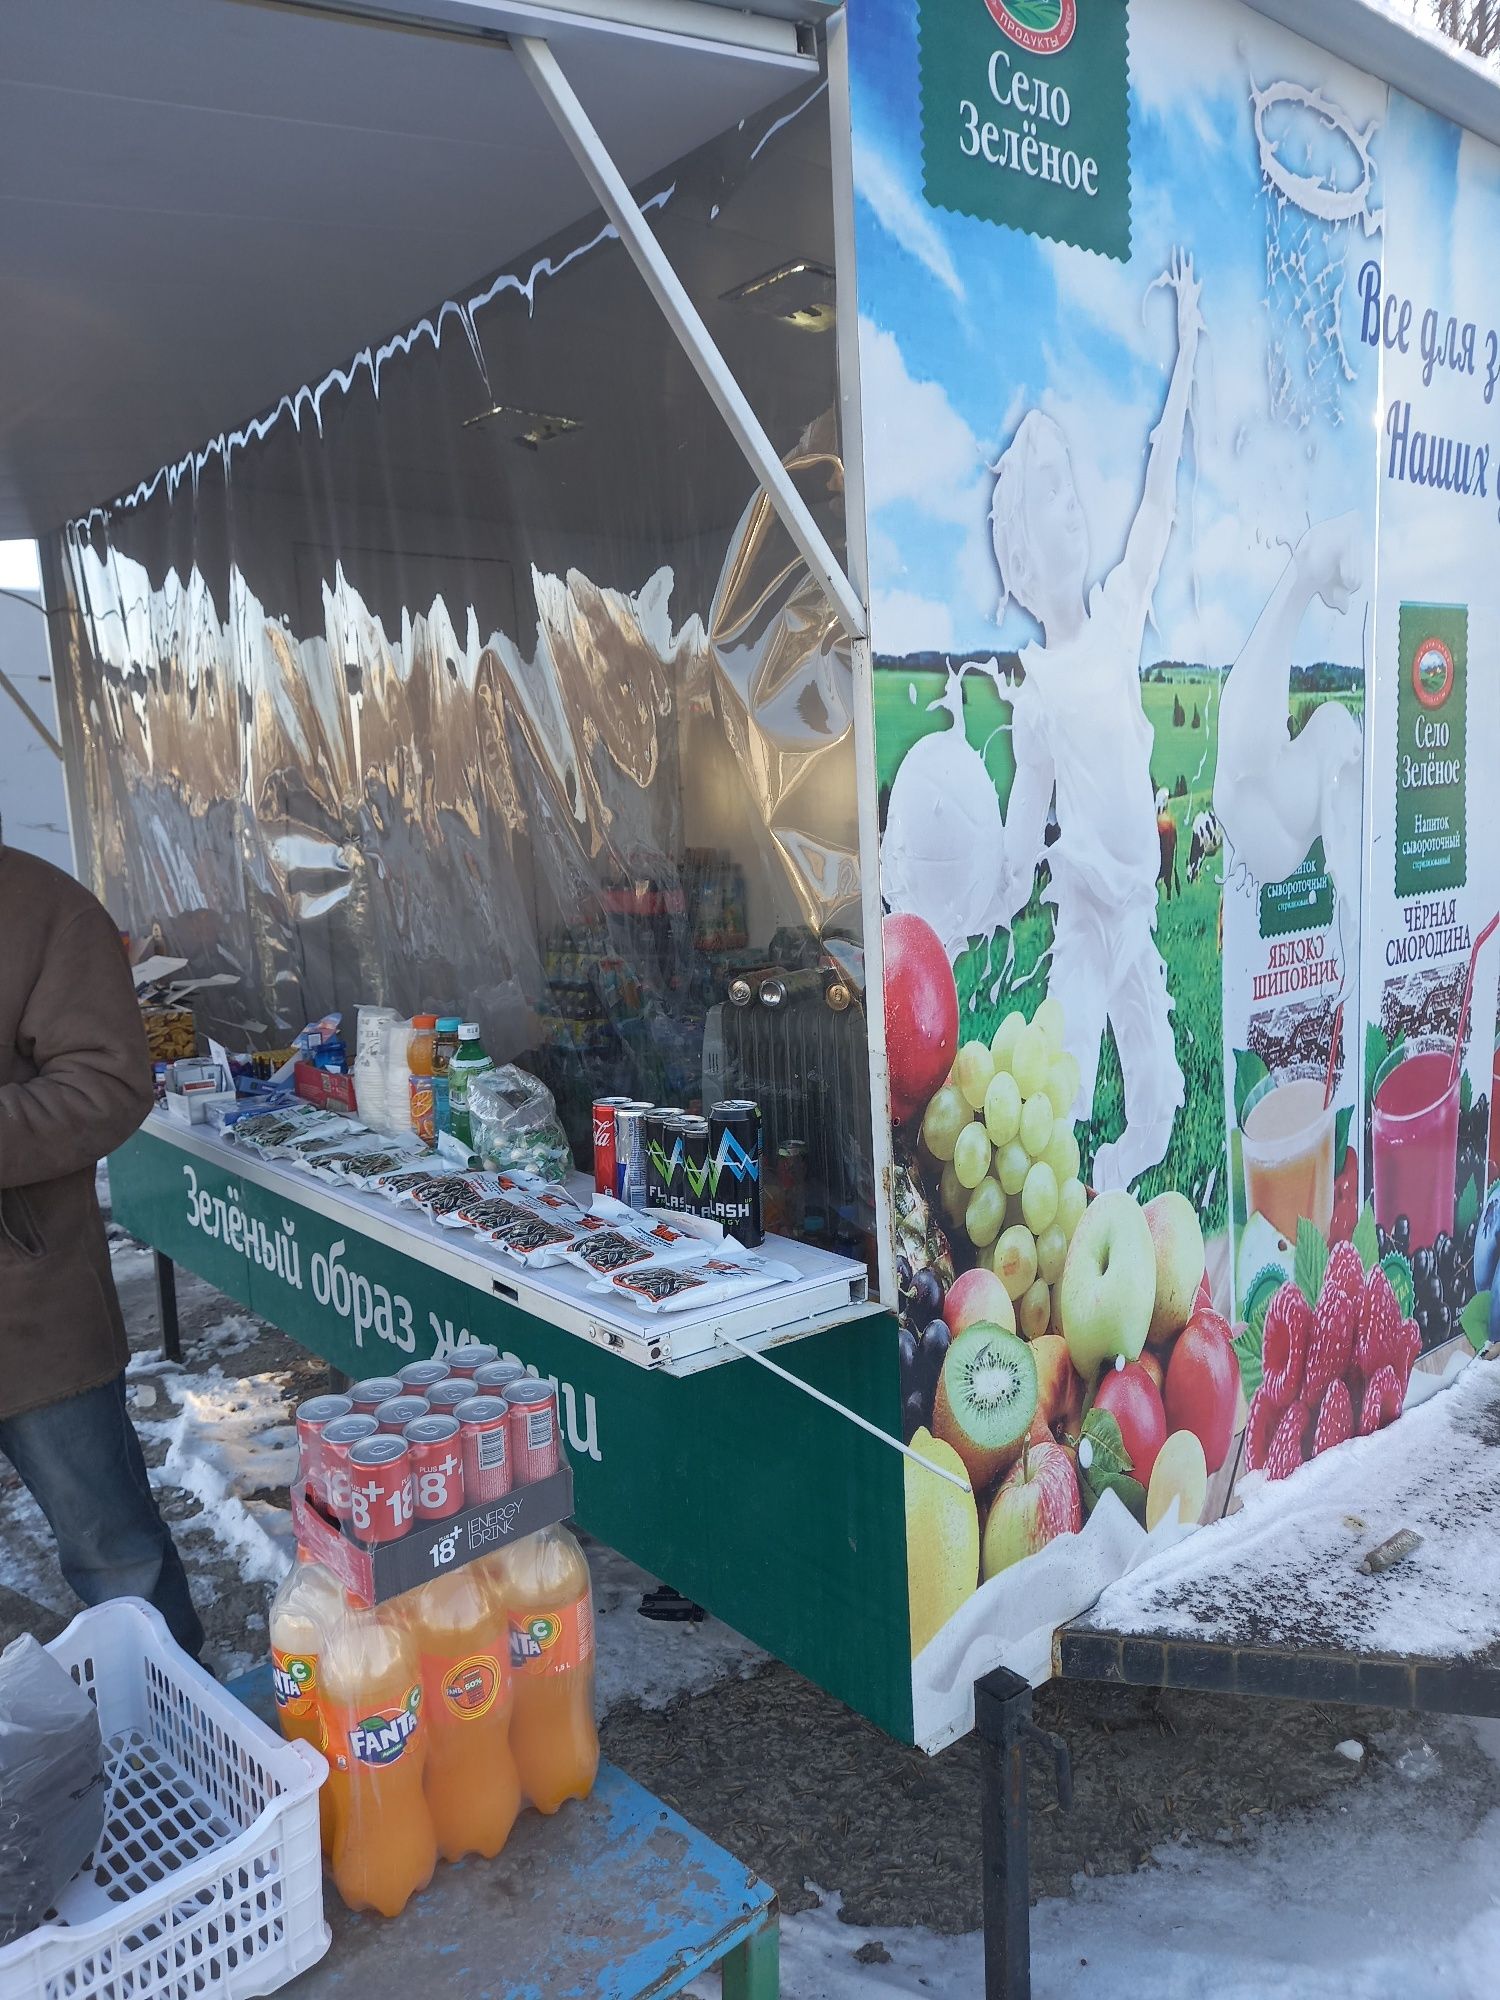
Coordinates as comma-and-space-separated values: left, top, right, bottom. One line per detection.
592, 1097, 763, 1247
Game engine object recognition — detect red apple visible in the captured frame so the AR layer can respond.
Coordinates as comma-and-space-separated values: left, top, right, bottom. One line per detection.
981, 1438, 1082, 1579
1137, 1349, 1166, 1397
946, 1266, 1016, 1338
884, 914, 959, 1124
1030, 1333, 1084, 1439
1164, 1307, 1239, 1474
1093, 1360, 1168, 1486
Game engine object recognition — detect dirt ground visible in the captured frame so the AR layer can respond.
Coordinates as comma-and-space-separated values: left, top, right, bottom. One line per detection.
0, 1201, 1463, 1940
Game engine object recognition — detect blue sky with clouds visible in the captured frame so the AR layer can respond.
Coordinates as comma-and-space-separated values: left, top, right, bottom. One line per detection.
847, 0, 1391, 665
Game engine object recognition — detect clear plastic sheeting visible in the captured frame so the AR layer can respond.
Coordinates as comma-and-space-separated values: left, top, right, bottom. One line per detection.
45, 75, 876, 1268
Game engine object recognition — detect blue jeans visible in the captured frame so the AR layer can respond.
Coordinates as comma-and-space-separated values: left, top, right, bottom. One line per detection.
0, 1374, 204, 1658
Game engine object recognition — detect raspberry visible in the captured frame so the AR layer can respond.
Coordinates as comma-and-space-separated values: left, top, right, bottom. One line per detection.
1244, 1387, 1281, 1472
1389, 1319, 1422, 1391
1312, 1378, 1353, 1456
1358, 1364, 1403, 1436
1355, 1269, 1402, 1377
1325, 1241, 1365, 1301
1260, 1282, 1311, 1406
1265, 1399, 1311, 1480
1304, 1284, 1356, 1400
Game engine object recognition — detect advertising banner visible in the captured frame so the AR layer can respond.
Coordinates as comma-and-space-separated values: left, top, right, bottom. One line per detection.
843, 0, 1496, 1747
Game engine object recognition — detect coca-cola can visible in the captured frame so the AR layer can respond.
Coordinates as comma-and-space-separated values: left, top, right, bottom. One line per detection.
445, 1343, 499, 1379
374, 1394, 430, 1435
425, 1378, 479, 1413
403, 1414, 465, 1522
348, 1376, 404, 1416
396, 1359, 452, 1392
506, 1378, 560, 1484
473, 1359, 528, 1395
454, 1395, 513, 1504
346, 1435, 415, 1547
593, 1095, 633, 1195
294, 1393, 352, 1508
321, 1413, 379, 1520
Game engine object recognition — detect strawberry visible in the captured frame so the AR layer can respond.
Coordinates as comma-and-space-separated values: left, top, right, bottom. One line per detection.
1358, 1364, 1403, 1436
1355, 1269, 1402, 1378
1260, 1282, 1311, 1406
1265, 1399, 1311, 1481
1303, 1284, 1356, 1400
1389, 1319, 1422, 1391
1325, 1240, 1364, 1302
1244, 1387, 1281, 1472
1312, 1378, 1353, 1456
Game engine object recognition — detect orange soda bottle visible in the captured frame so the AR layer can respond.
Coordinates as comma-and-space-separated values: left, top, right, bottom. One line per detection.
497, 1526, 599, 1813
410, 1564, 521, 1862
268, 1553, 344, 1856
321, 1598, 437, 1917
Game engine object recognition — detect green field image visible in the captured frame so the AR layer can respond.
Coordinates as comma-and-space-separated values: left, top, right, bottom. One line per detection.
875, 660, 1228, 1232
1005, 0, 1065, 27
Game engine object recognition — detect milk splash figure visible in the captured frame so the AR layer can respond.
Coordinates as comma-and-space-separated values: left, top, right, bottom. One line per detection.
991, 251, 1201, 1193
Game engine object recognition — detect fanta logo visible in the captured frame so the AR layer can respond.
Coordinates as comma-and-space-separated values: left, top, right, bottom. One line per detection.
983, 0, 1076, 55
510, 1613, 561, 1666
272, 1657, 314, 1706
348, 1687, 422, 1765
443, 1655, 501, 1719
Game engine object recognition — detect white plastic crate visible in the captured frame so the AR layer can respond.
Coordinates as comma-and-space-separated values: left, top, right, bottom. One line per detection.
0, 1600, 330, 2000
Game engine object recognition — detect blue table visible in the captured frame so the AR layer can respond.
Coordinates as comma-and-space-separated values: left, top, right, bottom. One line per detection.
230, 1667, 779, 1999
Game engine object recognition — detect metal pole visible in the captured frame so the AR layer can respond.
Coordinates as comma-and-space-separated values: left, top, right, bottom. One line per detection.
977, 1666, 1035, 2000
512, 32, 868, 642
154, 1252, 182, 1363
0, 665, 63, 759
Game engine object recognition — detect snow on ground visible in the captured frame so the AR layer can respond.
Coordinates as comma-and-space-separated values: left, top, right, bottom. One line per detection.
687, 1718, 1500, 2000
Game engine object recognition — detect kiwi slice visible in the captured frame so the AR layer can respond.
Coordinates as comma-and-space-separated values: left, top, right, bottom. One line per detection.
932, 1323, 1038, 1491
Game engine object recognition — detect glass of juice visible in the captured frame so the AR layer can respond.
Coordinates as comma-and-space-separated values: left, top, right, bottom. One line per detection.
1240, 1066, 1335, 1245
1372, 1037, 1460, 1255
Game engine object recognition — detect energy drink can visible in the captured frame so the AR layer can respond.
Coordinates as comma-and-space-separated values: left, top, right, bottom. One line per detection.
710, 1101, 763, 1246
403, 1413, 464, 1522
592, 1095, 633, 1195
678, 1116, 712, 1217
614, 1103, 653, 1207
454, 1395, 513, 1504
506, 1378, 560, 1483
294, 1393, 353, 1508
426, 1377, 480, 1413
473, 1359, 529, 1395
445, 1342, 499, 1379
321, 1413, 380, 1521
396, 1359, 451, 1392
373, 1395, 430, 1435
346, 1435, 415, 1547
348, 1376, 405, 1416
644, 1108, 686, 1205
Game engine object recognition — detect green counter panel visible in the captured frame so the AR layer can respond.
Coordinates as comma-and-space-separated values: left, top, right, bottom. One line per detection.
110, 1128, 915, 1742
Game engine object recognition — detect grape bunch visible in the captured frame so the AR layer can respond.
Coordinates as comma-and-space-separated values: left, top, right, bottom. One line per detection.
917, 996, 1088, 1341
1375, 1213, 1478, 1350
1458, 1090, 1490, 1215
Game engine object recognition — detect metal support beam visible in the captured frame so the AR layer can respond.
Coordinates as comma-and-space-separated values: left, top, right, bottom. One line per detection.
976, 1665, 1073, 2000
513, 33, 868, 641
0, 665, 63, 760
155, 1251, 182, 1363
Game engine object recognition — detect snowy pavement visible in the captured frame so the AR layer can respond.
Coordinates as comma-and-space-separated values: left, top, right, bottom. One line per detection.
4, 1208, 1500, 1995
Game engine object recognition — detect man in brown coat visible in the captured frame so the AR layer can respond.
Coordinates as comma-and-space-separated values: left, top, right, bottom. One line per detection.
0, 838, 202, 1655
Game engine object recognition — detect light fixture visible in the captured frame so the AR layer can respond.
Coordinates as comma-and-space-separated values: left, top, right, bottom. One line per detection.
721, 260, 836, 332
462, 404, 583, 449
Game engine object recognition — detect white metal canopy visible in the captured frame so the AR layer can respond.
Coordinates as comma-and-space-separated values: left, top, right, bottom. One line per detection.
0, 0, 826, 542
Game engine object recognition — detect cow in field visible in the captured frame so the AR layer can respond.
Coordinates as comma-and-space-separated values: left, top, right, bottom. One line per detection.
1187, 809, 1223, 884
1155, 788, 1180, 900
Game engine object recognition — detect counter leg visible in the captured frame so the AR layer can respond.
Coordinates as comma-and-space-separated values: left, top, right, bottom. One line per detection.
154, 1252, 181, 1363
976, 1667, 1071, 2000
721, 1905, 779, 2000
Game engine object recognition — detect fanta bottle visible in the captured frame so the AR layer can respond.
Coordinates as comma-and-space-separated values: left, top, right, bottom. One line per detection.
496, 1526, 599, 1813
321, 1598, 437, 1917
410, 1564, 521, 1862
268, 1554, 344, 1855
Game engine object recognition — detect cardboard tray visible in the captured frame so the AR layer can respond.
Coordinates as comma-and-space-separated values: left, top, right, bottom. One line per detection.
290, 1463, 573, 1604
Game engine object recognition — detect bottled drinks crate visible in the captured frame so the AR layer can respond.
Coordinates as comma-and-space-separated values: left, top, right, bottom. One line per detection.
0, 1600, 329, 2000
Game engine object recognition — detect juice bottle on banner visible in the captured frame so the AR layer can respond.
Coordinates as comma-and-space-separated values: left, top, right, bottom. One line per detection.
268, 1554, 344, 1855
321, 1599, 437, 1918
408, 1014, 438, 1145
498, 1526, 599, 1813
410, 1565, 521, 1862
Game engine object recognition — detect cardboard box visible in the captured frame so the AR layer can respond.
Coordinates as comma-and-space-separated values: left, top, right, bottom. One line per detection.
294, 1062, 359, 1115
290, 1464, 573, 1604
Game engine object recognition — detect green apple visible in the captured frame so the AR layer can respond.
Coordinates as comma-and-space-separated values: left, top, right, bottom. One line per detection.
1057, 1189, 1155, 1377
1143, 1191, 1206, 1346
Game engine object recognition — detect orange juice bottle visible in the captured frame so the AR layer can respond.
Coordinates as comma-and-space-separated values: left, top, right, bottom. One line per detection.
268, 1554, 345, 1856
498, 1527, 599, 1813
321, 1599, 437, 1917
408, 1015, 438, 1144
410, 1565, 521, 1862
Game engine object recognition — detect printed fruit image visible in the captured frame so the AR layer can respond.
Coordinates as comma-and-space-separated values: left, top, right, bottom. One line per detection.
1136, 1350, 1165, 1396
904, 1427, 979, 1654
933, 1324, 1039, 1490
1057, 1189, 1155, 1377
1143, 1191, 1206, 1345
1029, 1332, 1084, 1438
1475, 1185, 1500, 1292
945, 1266, 1017, 1338
884, 914, 959, 1124
1146, 1428, 1208, 1531
892, 1161, 955, 1294
1163, 1306, 1239, 1474
1092, 1360, 1168, 1487
981, 1438, 1083, 1580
